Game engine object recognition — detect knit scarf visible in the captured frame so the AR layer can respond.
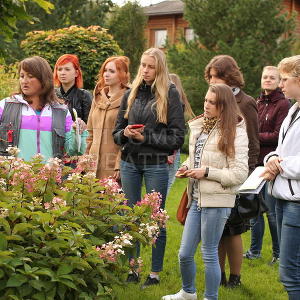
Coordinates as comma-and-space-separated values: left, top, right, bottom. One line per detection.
202, 117, 218, 134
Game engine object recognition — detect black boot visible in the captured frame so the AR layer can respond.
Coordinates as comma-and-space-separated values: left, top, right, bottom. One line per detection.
220, 272, 227, 286
227, 274, 241, 288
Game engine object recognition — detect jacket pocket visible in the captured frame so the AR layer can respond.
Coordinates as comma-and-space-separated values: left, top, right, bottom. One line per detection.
53, 128, 65, 158
289, 179, 300, 200
0, 122, 18, 155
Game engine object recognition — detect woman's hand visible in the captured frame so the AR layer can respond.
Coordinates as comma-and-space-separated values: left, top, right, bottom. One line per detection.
185, 167, 206, 179
124, 125, 145, 142
261, 170, 276, 181
265, 156, 283, 175
113, 170, 120, 181
72, 118, 87, 134
175, 166, 188, 178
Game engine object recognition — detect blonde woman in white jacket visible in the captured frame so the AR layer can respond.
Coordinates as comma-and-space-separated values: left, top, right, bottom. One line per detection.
262, 55, 300, 300
163, 84, 248, 300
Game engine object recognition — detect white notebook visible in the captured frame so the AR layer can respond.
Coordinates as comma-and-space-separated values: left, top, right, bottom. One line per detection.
238, 166, 266, 194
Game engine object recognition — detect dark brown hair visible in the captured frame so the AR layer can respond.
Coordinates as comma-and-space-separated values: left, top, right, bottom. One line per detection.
205, 55, 245, 88
18, 56, 58, 108
209, 83, 241, 158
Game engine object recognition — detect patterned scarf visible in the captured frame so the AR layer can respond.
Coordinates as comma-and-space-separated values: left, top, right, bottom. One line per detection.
202, 117, 219, 134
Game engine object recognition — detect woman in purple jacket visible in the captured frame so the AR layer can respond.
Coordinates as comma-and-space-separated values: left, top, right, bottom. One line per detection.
244, 66, 290, 263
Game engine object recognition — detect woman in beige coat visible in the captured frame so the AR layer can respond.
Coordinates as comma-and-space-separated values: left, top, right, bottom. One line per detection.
86, 56, 130, 179
163, 84, 248, 300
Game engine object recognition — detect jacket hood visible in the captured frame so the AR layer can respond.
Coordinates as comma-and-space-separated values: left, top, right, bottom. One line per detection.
257, 88, 285, 103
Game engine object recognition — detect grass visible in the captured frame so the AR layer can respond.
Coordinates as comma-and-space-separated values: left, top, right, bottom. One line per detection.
113, 154, 287, 300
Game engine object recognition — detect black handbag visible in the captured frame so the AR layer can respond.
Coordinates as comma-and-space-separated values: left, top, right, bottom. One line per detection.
228, 193, 268, 225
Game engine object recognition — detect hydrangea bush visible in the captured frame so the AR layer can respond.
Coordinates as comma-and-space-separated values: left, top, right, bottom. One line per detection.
0, 148, 169, 300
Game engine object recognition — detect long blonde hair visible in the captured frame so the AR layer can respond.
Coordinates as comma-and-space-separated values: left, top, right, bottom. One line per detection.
169, 73, 195, 119
124, 48, 170, 124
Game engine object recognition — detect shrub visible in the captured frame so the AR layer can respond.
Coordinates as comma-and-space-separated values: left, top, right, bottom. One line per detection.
21, 25, 123, 90
0, 64, 18, 100
0, 150, 168, 299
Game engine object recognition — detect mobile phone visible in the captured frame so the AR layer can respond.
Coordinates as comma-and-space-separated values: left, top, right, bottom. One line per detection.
131, 124, 144, 129
177, 172, 186, 177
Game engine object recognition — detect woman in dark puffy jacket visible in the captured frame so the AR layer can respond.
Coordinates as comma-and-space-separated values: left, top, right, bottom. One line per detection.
54, 54, 92, 126
113, 47, 185, 288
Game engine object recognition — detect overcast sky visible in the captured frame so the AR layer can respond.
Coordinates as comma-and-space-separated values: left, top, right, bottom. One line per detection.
112, 0, 163, 7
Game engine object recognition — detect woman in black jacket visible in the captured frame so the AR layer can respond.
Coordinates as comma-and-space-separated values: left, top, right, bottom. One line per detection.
113, 48, 185, 288
54, 54, 92, 125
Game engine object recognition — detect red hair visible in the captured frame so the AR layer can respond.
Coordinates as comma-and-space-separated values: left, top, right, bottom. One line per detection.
95, 56, 130, 95
53, 54, 83, 88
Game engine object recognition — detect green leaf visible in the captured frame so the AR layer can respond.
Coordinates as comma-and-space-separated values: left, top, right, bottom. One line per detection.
29, 279, 44, 291
32, 0, 54, 13
12, 223, 34, 234
57, 264, 73, 276
6, 274, 28, 287
57, 283, 66, 300
0, 233, 7, 250
0, 269, 4, 279
59, 279, 78, 290
32, 292, 46, 300
0, 218, 11, 234
18, 283, 33, 297
8, 296, 21, 300
34, 269, 55, 280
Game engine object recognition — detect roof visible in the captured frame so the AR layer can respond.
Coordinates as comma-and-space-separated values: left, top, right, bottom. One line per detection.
143, 0, 184, 16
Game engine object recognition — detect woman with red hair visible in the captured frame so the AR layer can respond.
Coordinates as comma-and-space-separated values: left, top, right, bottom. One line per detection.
86, 56, 130, 179
54, 54, 92, 124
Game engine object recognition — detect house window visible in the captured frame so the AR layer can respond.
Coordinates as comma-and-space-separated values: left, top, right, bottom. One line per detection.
154, 29, 167, 48
185, 28, 195, 42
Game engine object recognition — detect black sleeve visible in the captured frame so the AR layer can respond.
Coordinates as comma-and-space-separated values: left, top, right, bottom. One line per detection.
112, 91, 130, 145
143, 87, 185, 151
81, 90, 92, 123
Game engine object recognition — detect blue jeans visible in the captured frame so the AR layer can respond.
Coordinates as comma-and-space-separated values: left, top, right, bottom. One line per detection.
120, 160, 168, 272
250, 183, 280, 258
276, 199, 300, 299
167, 150, 181, 194
179, 200, 231, 300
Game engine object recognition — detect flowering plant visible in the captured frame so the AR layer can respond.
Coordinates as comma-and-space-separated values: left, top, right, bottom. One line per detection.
0, 150, 169, 299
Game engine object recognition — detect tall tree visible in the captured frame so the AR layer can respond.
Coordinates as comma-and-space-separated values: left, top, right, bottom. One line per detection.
2, 0, 113, 64
108, 2, 147, 75
167, 0, 295, 113
0, 0, 53, 61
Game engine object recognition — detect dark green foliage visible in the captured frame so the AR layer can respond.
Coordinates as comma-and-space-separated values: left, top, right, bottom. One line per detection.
167, 0, 295, 114
21, 26, 123, 90
1, 0, 113, 64
108, 2, 147, 75
0, 153, 163, 299
0, 0, 53, 62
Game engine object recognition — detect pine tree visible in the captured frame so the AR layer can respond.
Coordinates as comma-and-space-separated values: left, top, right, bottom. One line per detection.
167, 0, 295, 113
108, 2, 147, 75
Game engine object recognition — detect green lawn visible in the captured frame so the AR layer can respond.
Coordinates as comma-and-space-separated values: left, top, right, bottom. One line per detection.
114, 155, 287, 300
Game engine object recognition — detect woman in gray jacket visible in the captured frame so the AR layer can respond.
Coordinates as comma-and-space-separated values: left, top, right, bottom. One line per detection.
263, 55, 300, 300
163, 84, 248, 300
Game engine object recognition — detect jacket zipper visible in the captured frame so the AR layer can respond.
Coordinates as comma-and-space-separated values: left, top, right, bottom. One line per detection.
36, 107, 45, 153
288, 179, 295, 196
196, 123, 218, 208
37, 115, 41, 153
